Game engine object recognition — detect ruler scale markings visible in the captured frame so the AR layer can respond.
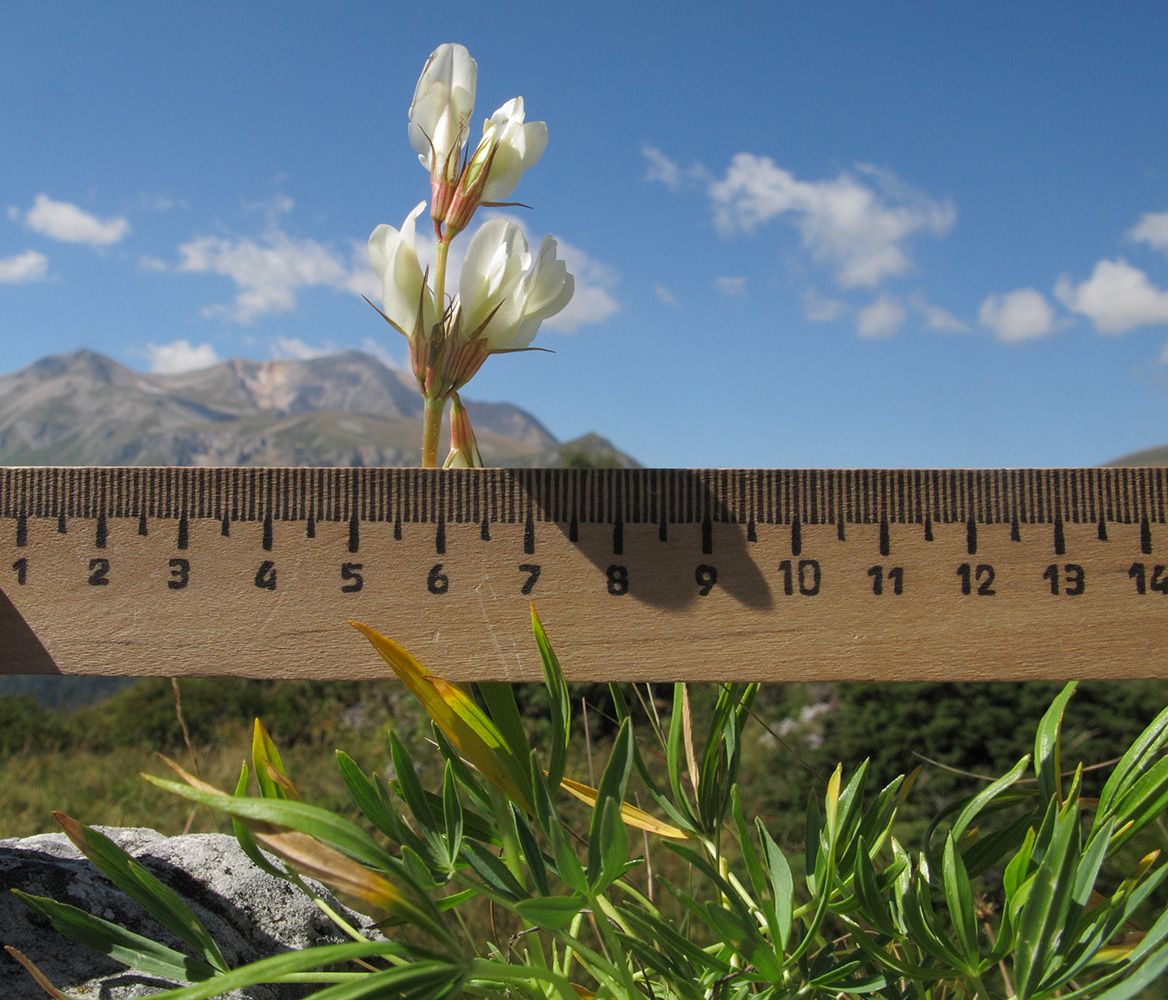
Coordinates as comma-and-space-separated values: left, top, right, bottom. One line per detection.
4, 466, 1168, 681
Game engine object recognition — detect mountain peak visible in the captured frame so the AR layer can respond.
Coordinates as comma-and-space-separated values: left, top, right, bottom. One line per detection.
0, 349, 634, 468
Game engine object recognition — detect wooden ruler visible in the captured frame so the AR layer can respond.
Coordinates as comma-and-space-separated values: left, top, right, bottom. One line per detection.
1, 467, 1166, 682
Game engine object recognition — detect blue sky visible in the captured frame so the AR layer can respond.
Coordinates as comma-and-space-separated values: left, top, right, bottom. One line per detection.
2, 1, 1167, 468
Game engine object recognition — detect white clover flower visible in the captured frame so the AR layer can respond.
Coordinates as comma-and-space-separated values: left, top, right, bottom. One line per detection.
475, 98, 548, 204
367, 201, 437, 339
408, 43, 477, 186
458, 219, 574, 351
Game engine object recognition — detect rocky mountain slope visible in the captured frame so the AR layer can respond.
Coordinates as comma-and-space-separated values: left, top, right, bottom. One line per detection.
0, 349, 635, 468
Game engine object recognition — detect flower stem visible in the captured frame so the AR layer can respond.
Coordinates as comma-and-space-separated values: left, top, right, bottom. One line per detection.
433, 234, 451, 314
422, 394, 444, 468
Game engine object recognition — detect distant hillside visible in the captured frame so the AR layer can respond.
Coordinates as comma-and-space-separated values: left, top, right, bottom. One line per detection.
0, 349, 637, 469
1106, 445, 1168, 466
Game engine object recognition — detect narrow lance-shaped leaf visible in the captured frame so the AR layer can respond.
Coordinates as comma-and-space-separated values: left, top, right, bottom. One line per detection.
1096, 701, 1168, 824
11, 891, 219, 986
53, 813, 229, 974
1013, 796, 1083, 999
942, 832, 980, 973
531, 605, 571, 789
252, 718, 295, 800
558, 774, 691, 839
758, 818, 794, 952
350, 621, 533, 813
143, 758, 456, 946
1034, 682, 1076, 806
587, 719, 634, 887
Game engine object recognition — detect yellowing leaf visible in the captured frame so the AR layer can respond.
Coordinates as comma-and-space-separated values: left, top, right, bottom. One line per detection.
3, 947, 71, 1000
253, 829, 407, 918
350, 621, 533, 812
558, 775, 691, 840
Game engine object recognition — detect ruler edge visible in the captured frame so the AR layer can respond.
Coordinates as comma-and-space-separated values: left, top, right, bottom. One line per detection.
1, 466, 1166, 527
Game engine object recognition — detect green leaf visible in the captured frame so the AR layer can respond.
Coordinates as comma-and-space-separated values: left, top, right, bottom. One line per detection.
852, 836, 898, 937
462, 840, 527, 900
1108, 755, 1168, 852
941, 833, 979, 971
1003, 826, 1037, 915
476, 682, 531, 771
619, 905, 734, 977
114, 949, 459, 1000
891, 853, 964, 968
389, 731, 443, 865
852, 770, 911, 862
961, 803, 1038, 880
441, 763, 464, 869
251, 718, 291, 800
757, 819, 794, 952
803, 790, 822, 894
831, 758, 871, 872
586, 718, 633, 888
1034, 681, 1076, 805
1090, 942, 1168, 1000
1096, 701, 1168, 823
512, 808, 549, 896
513, 894, 586, 930
545, 806, 588, 896
335, 750, 408, 843
731, 787, 770, 922
12, 890, 219, 984
430, 726, 493, 814
1012, 799, 1082, 999
53, 814, 228, 973
144, 773, 400, 874
950, 754, 1032, 844
531, 607, 571, 790
231, 762, 290, 882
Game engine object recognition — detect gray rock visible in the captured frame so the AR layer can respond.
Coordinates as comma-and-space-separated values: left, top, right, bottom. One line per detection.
0, 827, 379, 999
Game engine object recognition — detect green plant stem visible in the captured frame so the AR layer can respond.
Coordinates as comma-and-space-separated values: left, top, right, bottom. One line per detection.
485, 783, 552, 974
588, 892, 641, 998
966, 972, 992, 1000
422, 394, 444, 468
433, 235, 451, 313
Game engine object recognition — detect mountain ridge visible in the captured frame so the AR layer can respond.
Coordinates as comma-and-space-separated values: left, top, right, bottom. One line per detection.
0, 349, 635, 469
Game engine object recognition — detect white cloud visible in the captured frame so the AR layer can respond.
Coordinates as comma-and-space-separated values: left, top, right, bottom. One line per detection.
714, 276, 747, 297
21, 194, 130, 246
548, 238, 620, 332
654, 284, 678, 306
0, 250, 49, 284
145, 339, 219, 374
1054, 259, 1168, 335
177, 229, 371, 323
910, 294, 970, 333
642, 146, 708, 192
272, 337, 332, 360
803, 288, 848, 323
139, 193, 185, 212
857, 296, 906, 338
1128, 211, 1168, 253
978, 288, 1056, 343
706, 154, 955, 289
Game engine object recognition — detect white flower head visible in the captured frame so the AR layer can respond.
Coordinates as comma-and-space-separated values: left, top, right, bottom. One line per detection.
409, 43, 478, 185
474, 98, 548, 203
459, 219, 574, 351
367, 201, 437, 338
